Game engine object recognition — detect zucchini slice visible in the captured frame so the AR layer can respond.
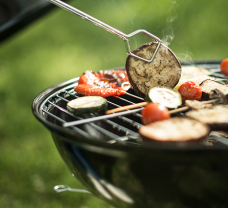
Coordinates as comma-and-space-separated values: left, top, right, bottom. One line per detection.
67, 96, 108, 115
145, 86, 182, 109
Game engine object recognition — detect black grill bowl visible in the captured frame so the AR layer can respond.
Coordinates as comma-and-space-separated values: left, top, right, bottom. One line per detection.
32, 61, 228, 208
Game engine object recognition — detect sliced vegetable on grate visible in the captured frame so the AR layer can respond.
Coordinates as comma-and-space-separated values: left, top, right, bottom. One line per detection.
145, 86, 182, 109
200, 79, 228, 100
67, 96, 108, 115
74, 70, 130, 98
186, 105, 228, 131
139, 117, 210, 143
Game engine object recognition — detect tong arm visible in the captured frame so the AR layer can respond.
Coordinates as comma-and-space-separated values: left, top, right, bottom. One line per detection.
47, 0, 161, 62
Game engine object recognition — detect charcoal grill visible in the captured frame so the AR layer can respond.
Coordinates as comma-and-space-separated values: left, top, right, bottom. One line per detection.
32, 61, 228, 208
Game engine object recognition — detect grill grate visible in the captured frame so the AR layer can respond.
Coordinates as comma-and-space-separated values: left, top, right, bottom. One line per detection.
42, 84, 144, 144
40, 62, 228, 145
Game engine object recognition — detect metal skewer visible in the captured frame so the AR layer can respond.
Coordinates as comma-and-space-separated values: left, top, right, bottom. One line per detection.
62, 98, 220, 127
47, 0, 161, 63
63, 107, 142, 127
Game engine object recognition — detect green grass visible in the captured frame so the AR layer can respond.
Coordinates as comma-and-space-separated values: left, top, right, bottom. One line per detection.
0, 0, 228, 207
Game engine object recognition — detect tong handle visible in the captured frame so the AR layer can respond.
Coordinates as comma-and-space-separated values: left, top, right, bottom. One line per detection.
48, 0, 127, 39
47, 0, 161, 62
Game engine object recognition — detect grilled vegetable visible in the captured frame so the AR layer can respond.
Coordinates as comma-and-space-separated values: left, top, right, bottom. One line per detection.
139, 117, 210, 142
178, 81, 202, 101
145, 86, 182, 109
208, 89, 228, 105
74, 70, 130, 98
141, 103, 170, 125
200, 79, 228, 100
125, 42, 181, 98
220, 58, 228, 76
75, 84, 126, 98
174, 75, 215, 90
185, 100, 212, 110
174, 66, 213, 90
67, 96, 108, 115
78, 70, 129, 86
186, 105, 228, 131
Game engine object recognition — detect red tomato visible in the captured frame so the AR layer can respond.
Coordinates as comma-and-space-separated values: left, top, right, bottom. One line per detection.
141, 103, 170, 125
178, 81, 202, 101
220, 58, 228, 76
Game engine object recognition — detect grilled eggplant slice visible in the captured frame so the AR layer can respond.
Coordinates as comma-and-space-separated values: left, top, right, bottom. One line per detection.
125, 42, 181, 98
186, 105, 228, 131
139, 117, 209, 142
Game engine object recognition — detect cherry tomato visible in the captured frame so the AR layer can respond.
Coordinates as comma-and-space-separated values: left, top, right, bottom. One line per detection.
141, 103, 170, 125
220, 58, 228, 76
178, 81, 202, 101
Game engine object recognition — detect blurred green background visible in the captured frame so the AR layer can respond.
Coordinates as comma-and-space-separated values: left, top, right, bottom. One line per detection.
0, 0, 228, 207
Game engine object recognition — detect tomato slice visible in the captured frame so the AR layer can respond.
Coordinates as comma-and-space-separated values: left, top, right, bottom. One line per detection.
220, 58, 228, 76
178, 81, 202, 102
141, 103, 170, 125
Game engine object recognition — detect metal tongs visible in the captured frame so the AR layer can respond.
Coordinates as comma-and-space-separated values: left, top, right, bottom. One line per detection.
47, 0, 161, 63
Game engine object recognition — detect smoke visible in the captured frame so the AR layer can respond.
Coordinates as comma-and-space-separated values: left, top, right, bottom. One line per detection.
161, 0, 179, 46
177, 49, 193, 63
161, 26, 175, 47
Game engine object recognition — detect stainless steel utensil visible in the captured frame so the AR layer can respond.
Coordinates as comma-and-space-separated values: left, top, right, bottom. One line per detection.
47, 0, 161, 63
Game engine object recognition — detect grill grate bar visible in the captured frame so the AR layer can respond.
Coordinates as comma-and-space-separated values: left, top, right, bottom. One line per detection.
63, 108, 142, 127
63, 90, 132, 108
117, 96, 136, 104
62, 90, 143, 124
56, 94, 140, 135
118, 116, 143, 129
56, 95, 69, 102
124, 92, 144, 100
42, 109, 90, 138
104, 119, 139, 137
115, 96, 143, 117
107, 136, 142, 145
46, 100, 122, 140
105, 100, 121, 108
48, 96, 141, 141
60, 91, 121, 108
